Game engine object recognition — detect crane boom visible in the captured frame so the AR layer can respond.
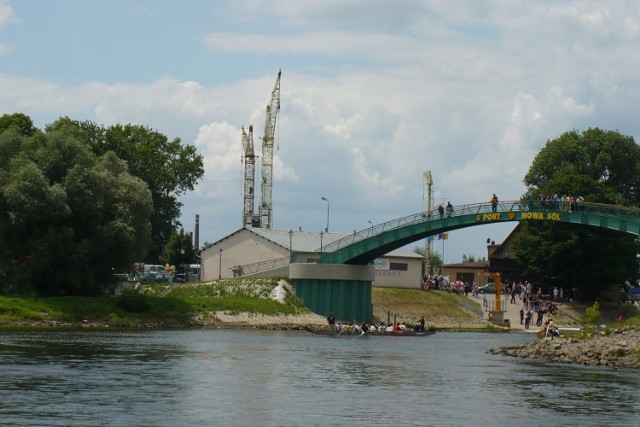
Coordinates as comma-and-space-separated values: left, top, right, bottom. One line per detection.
259, 69, 281, 229
241, 125, 257, 227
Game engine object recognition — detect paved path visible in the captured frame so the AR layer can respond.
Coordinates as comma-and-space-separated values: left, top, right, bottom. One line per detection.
468, 292, 541, 333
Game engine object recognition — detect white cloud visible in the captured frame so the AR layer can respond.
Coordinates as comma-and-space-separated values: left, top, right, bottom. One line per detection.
0, 1, 13, 27
3, 0, 640, 260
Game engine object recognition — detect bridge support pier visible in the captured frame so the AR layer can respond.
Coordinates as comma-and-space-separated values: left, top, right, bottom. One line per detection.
289, 263, 374, 323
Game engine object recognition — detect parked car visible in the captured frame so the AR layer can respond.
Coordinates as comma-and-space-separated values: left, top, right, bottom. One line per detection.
135, 272, 158, 285
154, 272, 172, 283
477, 282, 505, 294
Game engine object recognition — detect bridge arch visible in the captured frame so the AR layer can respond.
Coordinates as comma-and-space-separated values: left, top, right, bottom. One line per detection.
316, 200, 640, 265
291, 200, 640, 323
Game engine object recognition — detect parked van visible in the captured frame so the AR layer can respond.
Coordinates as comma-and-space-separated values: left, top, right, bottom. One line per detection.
144, 264, 165, 274
187, 264, 200, 282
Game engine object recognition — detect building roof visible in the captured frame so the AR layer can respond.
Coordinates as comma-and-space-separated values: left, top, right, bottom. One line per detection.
249, 227, 422, 258
444, 261, 489, 268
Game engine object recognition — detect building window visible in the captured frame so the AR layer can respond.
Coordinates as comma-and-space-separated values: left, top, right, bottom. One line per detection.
390, 263, 408, 271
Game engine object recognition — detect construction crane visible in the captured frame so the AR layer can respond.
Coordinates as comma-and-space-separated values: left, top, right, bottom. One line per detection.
258, 69, 282, 229
423, 170, 433, 275
241, 125, 258, 227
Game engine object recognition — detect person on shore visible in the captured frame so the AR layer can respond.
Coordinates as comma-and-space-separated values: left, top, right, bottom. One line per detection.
524, 310, 532, 329
553, 287, 559, 302
544, 318, 559, 339
327, 312, 336, 331
417, 316, 426, 332
519, 309, 524, 325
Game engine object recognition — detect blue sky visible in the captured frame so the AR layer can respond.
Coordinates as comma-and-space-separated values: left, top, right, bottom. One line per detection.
2, 1, 640, 264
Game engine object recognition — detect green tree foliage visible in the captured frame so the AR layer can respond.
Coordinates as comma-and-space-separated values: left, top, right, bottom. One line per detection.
412, 246, 443, 274
0, 125, 153, 295
0, 113, 37, 136
514, 128, 640, 298
161, 228, 196, 272
584, 300, 602, 331
462, 254, 477, 263
46, 117, 204, 262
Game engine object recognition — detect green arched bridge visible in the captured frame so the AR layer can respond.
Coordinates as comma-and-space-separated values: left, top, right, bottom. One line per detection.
317, 200, 640, 264
290, 200, 640, 322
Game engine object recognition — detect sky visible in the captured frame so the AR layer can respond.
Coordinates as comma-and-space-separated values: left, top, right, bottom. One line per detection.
2, 0, 640, 264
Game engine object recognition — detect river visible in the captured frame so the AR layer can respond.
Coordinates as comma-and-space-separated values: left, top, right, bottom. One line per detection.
0, 329, 638, 426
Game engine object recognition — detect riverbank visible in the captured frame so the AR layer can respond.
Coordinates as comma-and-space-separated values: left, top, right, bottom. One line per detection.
489, 326, 640, 369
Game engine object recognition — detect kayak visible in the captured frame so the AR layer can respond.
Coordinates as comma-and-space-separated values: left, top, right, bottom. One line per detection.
311, 330, 436, 337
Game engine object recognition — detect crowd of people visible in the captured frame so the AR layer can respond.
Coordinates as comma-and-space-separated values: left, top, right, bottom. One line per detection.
529, 194, 585, 212
506, 281, 560, 329
326, 312, 427, 334
421, 274, 474, 295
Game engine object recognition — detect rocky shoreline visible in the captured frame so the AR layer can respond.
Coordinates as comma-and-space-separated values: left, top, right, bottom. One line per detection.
489, 326, 640, 369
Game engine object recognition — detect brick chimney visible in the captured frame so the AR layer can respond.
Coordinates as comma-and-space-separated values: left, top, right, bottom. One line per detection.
194, 214, 200, 250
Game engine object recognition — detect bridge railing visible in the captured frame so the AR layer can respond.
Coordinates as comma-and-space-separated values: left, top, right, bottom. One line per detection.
318, 200, 506, 253
318, 199, 640, 254
234, 256, 289, 276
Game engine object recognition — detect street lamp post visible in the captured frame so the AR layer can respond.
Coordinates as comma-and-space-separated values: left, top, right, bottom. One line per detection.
319, 230, 324, 252
321, 196, 330, 233
368, 220, 373, 228
289, 229, 293, 252
218, 248, 223, 280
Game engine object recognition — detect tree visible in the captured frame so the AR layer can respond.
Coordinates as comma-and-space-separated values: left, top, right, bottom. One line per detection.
462, 254, 477, 263
0, 124, 153, 295
412, 246, 443, 274
161, 228, 196, 272
46, 118, 204, 262
0, 113, 37, 136
514, 128, 640, 298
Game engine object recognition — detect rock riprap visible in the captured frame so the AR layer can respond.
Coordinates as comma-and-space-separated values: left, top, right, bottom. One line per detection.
489, 326, 640, 369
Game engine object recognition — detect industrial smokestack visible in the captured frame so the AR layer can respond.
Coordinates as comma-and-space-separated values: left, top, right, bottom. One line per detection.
195, 214, 200, 250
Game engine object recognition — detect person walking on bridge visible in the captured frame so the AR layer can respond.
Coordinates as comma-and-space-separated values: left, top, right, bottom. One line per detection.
491, 194, 498, 212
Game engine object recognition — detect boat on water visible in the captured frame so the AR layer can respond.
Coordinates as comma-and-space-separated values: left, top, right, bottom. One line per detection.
311, 330, 436, 337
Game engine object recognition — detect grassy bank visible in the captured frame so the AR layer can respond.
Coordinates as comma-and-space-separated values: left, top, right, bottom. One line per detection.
0, 278, 311, 328
3, 277, 639, 331
372, 288, 492, 330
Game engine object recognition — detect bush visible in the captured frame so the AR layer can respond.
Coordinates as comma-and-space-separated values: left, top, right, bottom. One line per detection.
582, 301, 602, 331
116, 289, 150, 313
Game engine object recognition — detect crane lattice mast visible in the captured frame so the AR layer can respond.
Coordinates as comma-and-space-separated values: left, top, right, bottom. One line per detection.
259, 69, 282, 229
241, 125, 257, 227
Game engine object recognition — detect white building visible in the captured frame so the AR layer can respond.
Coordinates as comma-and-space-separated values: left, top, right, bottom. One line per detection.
199, 227, 423, 288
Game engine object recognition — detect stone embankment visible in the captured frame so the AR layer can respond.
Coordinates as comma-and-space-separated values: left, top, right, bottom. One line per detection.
489, 326, 640, 369
193, 311, 492, 331
190, 311, 328, 330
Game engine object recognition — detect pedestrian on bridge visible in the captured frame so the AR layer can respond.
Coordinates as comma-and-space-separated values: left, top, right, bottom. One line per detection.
491, 194, 498, 212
